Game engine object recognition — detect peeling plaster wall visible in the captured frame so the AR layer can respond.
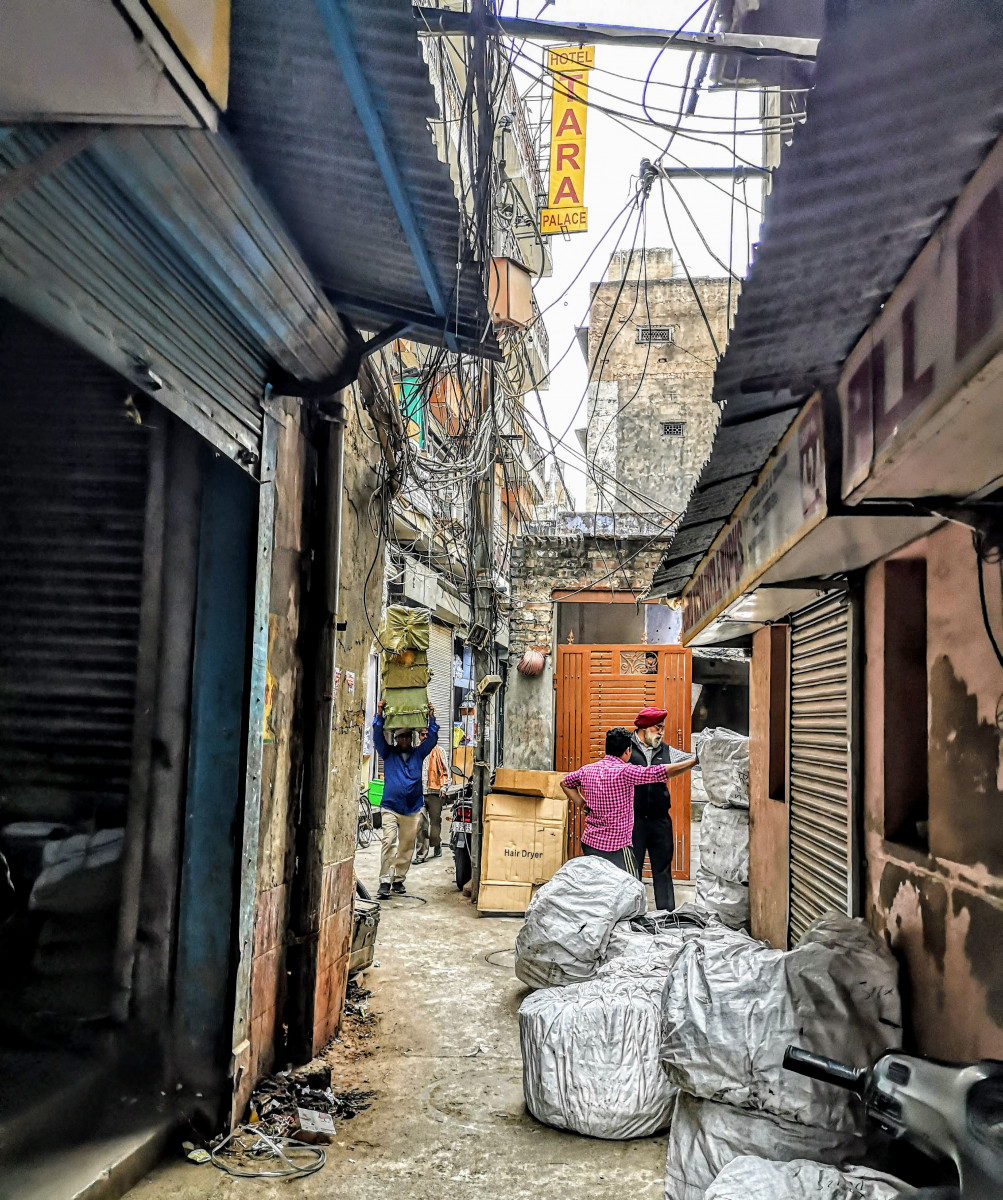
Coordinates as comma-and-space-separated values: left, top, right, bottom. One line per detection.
314, 390, 384, 1049
865, 521, 1003, 1058
243, 389, 383, 1092
246, 400, 308, 1097
585, 260, 731, 518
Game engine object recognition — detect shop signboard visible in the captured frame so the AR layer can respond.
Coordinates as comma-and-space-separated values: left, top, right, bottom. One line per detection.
540, 45, 594, 236
680, 395, 826, 642
840, 136, 1003, 500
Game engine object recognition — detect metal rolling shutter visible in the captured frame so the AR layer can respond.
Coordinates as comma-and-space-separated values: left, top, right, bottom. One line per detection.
0, 308, 150, 826
788, 590, 855, 946
427, 621, 454, 738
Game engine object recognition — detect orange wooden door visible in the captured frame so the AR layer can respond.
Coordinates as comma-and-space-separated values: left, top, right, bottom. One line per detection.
555, 644, 692, 879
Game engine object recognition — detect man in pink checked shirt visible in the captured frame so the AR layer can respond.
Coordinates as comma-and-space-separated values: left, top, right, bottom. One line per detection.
560, 727, 696, 876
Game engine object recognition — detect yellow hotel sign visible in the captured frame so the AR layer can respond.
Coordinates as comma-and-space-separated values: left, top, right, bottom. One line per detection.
541, 45, 594, 236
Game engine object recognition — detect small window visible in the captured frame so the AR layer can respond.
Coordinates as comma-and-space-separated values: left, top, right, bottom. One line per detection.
660, 420, 686, 437
637, 325, 676, 344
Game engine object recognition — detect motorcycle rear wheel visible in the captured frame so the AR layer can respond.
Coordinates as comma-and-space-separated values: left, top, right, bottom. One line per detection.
453, 844, 472, 891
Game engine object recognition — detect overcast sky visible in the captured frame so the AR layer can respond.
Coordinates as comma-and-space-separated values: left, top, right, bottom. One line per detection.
501, 0, 765, 507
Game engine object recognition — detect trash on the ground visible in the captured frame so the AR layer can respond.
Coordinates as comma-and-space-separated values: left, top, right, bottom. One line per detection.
514, 855, 646, 989
663, 1093, 868, 1200
659, 914, 901, 1133
210, 1125, 326, 1178
519, 955, 676, 1139
185, 1147, 211, 1164
692, 728, 749, 808
247, 1055, 374, 1142
296, 1107, 336, 1135
703, 1156, 915, 1199
698, 805, 750, 884
692, 864, 750, 929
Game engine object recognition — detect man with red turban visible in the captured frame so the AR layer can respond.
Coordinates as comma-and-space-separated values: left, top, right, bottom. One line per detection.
630, 707, 696, 911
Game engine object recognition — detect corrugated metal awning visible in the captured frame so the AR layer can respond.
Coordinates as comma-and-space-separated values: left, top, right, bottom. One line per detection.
226, 0, 498, 358
648, 0, 1003, 600
0, 123, 349, 471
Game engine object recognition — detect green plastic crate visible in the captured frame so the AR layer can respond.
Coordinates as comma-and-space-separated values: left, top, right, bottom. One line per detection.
368, 779, 384, 808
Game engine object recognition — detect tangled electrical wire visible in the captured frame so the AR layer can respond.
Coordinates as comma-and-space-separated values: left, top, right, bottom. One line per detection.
355, 0, 790, 625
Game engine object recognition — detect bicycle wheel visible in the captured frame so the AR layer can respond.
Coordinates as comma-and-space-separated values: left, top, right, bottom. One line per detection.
357, 798, 373, 848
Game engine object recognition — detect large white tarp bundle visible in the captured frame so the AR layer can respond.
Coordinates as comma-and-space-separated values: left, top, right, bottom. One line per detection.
694, 728, 749, 808
659, 914, 901, 1133
604, 908, 710, 964
514, 855, 646, 989
693, 865, 750, 929
704, 1157, 915, 1200
664, 1094, 869, 1200
519, 955, 676, 1139
690, 766, 710, 808
698, 804, 749, 884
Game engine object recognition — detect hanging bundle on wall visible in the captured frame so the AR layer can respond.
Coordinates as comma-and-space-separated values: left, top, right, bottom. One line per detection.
516, 648, 546, 677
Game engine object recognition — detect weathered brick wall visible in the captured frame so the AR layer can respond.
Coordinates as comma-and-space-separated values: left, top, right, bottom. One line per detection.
510, 534, 669, 655
584, 257, 733, 518
505, 532, 669, 770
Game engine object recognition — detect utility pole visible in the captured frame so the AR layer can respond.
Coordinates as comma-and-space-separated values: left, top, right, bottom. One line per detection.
469, 0, 495, 904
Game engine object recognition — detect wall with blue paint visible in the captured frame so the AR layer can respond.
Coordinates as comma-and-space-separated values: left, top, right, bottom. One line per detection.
175, 448, 256, 1095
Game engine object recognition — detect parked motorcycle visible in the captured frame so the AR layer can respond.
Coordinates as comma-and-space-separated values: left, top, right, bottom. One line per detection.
784, 1045, 1003, 1199
449, 779, 474, 891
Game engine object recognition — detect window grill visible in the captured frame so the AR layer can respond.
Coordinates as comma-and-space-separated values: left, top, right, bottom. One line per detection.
637, 325, 675, 344
660, 420, 686, 437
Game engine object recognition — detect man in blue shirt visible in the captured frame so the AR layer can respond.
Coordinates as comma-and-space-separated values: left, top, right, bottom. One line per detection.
373, 700, 439, 899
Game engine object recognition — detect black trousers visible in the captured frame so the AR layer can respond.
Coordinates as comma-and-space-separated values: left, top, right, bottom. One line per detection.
413, 792, 444, 861
581, 841, 637, 876
632, 814, 676, 912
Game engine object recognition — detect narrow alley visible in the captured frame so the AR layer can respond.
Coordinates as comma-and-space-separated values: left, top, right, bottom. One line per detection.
125, 837, 667, 1199
5, 2, 1003, 1198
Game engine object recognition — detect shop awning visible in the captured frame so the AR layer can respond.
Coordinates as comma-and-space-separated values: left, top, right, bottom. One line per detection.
648, 0, 1003, 602
226, 0, 498, 358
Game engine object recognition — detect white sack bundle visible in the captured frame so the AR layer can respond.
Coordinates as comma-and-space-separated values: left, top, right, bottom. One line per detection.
663, 1093, 868, 1200
690, 766, 710, 808
29, 829, 125, 914
693, 864, 749, 929
694, 728, 749, 807
514, 855, 646, 989
705, 1156, 914, 1200
520, 956, 676, 1139
604, 907, 710, 964
659, 914, 901, 1133
697, 804, 750, 884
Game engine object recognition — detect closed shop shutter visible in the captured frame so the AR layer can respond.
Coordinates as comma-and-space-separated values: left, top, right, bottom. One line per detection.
788, 590, 856, 946
0, 306, 150, 827
427, 620, 454, 742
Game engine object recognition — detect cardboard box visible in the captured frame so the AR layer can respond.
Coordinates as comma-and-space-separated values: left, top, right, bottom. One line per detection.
492, 767, 566, 798
484, 790, 565, 824
477, 811, 566, 915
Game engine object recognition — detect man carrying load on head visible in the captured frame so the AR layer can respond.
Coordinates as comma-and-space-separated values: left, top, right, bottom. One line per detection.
629, 707, 696, 912
559, 727, 693, 876
373, 700, 438, 899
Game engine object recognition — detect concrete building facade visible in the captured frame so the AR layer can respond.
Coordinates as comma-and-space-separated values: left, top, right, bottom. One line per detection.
580, 248, 732, 523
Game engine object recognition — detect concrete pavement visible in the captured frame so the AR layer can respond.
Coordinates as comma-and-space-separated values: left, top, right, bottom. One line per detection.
124, 835, 669, 1200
